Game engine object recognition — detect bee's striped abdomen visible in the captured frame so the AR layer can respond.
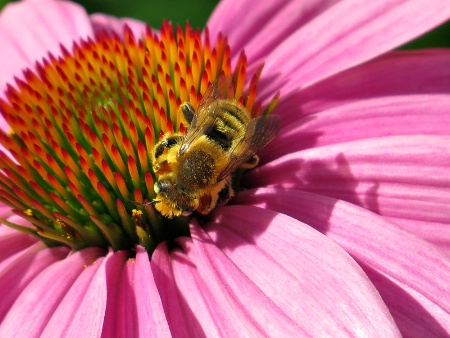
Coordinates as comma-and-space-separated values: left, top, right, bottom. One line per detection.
206, 101, 250, 151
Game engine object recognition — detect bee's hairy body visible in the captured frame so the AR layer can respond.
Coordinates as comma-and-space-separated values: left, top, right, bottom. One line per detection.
150, 76, 280, 218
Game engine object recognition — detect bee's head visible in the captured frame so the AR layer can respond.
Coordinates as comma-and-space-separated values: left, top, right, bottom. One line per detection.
153, 179, 198, 218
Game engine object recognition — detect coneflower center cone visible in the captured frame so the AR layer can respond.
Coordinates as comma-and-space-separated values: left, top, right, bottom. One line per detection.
0, 22, 277, 256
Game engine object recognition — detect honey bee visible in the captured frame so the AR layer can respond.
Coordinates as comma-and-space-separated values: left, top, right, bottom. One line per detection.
149, 76, 281, 218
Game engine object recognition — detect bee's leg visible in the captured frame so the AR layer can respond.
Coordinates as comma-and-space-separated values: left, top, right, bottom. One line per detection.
179, 102, 195, 126
197, 195, 212, 214
240, 154, 259, 169
216, 179, 234, 206
197, 180, 233, 215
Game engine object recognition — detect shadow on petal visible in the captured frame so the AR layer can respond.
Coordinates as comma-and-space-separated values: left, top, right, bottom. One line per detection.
244, 152, 379, 235
361, 262, 450, 338
202, 202, 278, 251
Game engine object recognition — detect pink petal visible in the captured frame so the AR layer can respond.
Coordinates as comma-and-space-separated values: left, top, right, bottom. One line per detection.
0, 0, 93, 96
89, 13, 147, 39
0, 203, 14, 219
200, 209, 400, 335
96, 250, 130, 338
262, 0, 450, 92
250, 135, 450, 225
265, 94, 450, 160
296, 49, 450, 115
0, 226, 37, 262
0, 204, 12, 217
385, 217, 450, 255
134, 246, 171, 337
207, 0, 337, 61
155, 209, 400, 336
116, 256, 139, 335
0, 244, 69, 323
101, 249, 171, 337
155, 239, 225, 337
40, 249, 110, 337
233, 189, 450, 336
0, 247, 104, 336
151, 241, 192, 336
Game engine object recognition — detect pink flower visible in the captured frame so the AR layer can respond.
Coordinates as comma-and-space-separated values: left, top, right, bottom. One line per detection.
1, 0, 450, 336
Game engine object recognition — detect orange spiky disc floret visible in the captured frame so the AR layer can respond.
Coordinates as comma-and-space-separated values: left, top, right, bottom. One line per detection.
0, 21, 278, 255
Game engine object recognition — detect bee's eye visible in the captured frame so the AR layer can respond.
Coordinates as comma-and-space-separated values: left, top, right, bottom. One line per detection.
154, 181, 162, 193
155, 180, 174, 194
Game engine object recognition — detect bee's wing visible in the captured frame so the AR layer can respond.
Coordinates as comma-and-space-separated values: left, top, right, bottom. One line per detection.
181, 76, 234, 152
218, 114, 281, 182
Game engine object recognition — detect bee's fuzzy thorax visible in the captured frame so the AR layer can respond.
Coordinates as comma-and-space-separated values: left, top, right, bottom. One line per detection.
174, 137, 229, 182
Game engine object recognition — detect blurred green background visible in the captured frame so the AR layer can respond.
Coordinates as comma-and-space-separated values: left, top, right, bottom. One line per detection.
71, 0, 220, 29
0, 0, 449, 49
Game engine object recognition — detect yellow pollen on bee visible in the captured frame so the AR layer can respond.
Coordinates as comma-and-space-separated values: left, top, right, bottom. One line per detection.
132, 209, 144, 225
132, 209, 148, 230
132, 209, 143, 217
